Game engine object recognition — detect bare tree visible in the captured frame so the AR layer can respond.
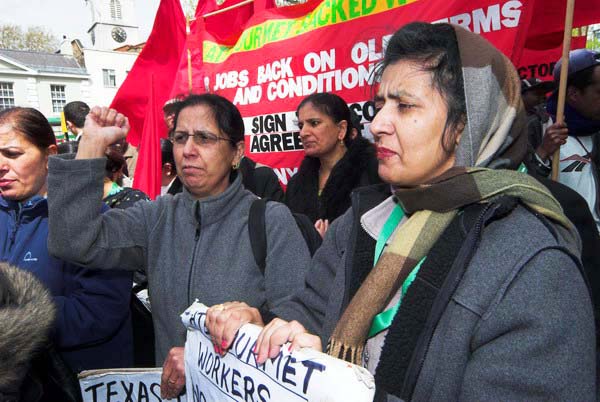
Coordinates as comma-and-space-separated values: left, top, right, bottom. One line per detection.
0, 24, 59, 52
0, 25, 22, 50
181, 0, 198, 19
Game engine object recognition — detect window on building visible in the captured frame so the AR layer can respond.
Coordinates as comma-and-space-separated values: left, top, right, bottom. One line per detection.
50, 85, 66, 113
0, 82, 15, 110
103, 69, 117, 87
110, 0, 122, 19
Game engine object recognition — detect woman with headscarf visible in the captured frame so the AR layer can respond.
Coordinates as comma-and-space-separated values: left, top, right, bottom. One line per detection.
206, 23, 596, 399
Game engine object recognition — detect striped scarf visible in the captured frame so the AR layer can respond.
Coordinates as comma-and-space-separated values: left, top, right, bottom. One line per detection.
327, 167, 573, 364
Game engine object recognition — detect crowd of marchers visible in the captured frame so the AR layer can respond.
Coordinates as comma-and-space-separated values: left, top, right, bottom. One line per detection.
0, 22, 598, 402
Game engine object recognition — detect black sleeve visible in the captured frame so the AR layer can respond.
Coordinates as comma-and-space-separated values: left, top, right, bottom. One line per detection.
524, 115, 552, 179
254, 167, 284, 202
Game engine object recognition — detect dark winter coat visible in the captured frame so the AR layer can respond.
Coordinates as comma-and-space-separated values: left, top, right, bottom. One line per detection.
103, 187, 150, 209
272, 184, 596, 400
285, 136, 380, 223
0, 195, 133, 373
239, 157, 284, 202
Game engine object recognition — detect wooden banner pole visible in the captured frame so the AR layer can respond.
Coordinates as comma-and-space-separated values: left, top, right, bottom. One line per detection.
551, 0, 576, 181
186, 17, 193, 94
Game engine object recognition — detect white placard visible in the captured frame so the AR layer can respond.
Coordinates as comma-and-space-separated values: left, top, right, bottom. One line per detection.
181, 301, 375, 402
78, 368, 184, 402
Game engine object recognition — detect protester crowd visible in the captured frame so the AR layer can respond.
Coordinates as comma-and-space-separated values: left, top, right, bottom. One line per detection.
0, 22, 598, 401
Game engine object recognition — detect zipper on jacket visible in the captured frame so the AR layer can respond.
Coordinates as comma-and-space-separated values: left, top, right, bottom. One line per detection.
403, 202, 495, 400
8, 203, 22, 248
187, 202, 202, 306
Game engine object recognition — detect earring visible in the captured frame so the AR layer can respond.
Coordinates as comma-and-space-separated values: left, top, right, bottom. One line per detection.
232, 161, 240, 170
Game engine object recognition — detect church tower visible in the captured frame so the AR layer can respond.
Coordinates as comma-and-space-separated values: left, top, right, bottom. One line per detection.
85, 0, 140, 49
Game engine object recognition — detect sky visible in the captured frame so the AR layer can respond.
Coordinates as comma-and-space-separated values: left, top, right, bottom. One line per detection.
0, 0, 163, 48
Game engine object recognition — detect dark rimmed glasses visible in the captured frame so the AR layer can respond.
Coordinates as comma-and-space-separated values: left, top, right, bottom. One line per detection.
170, 130, 234, 147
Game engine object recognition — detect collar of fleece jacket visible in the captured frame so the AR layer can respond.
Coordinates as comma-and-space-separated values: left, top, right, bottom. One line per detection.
180, 171, 247, 227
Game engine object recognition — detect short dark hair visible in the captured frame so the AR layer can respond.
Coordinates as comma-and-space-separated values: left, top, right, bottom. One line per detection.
63, 101, 90, 128
163, 98, 183, 116
160, 138, 174, 166
105, 149, 127, 179
568, 64, 600, 92
296, 93, 354, 147
172, 93, 244, 147
57, 140, 78, 154
0, 107, 56, 150
375, 22, 466, 153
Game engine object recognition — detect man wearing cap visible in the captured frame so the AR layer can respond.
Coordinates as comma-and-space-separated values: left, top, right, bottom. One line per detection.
522, 78, 557, 154
522, 77, 555, 115
529, 49, 600, 232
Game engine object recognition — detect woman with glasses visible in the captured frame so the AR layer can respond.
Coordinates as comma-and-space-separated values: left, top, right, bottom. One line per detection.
46, 93, 312, 399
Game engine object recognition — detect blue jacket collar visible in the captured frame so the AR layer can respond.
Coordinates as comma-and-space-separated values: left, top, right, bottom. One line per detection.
0, 195, 47, 212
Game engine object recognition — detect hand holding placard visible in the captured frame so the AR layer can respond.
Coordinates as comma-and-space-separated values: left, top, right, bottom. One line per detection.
182, 301, 375, 402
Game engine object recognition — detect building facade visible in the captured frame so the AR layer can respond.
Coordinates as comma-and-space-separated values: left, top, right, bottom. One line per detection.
87, 0, 140, 50
65, 0, 142, 113
0, 0, 143, 139
0, 49, 90, 140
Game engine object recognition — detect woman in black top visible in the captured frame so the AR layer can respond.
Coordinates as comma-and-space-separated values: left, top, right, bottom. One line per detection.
285, 93, 380, 236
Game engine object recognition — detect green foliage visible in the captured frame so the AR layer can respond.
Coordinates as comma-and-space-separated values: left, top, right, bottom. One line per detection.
587, 36, 600, 51
584, 25, 600, 51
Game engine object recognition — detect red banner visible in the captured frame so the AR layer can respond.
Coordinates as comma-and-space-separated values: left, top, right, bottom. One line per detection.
132, 74, 163, 198
516, 35, 588, 81
526, 0, 600, 49
194, 0, 533, 186
111, 0, 186, 148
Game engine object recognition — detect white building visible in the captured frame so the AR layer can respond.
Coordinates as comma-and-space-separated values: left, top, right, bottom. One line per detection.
0, 0, 144, 138
66, 0, 143, 108
65, 39, 141, 109
0, 49, 90, 139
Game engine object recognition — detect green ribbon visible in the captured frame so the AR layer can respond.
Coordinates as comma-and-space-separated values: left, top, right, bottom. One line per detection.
368, 203, 425, 338
373, 204, 405, 267
368, 258, 424, 338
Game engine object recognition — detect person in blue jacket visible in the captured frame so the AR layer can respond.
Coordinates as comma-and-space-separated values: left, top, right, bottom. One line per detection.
0, 106, 133, 373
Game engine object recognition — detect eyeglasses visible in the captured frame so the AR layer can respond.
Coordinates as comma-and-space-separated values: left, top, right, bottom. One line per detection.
170, 131, 234, 147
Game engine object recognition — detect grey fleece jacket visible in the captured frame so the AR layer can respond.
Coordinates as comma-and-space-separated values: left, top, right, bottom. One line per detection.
47, 156, 312, 365
272, 192, 596, 400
